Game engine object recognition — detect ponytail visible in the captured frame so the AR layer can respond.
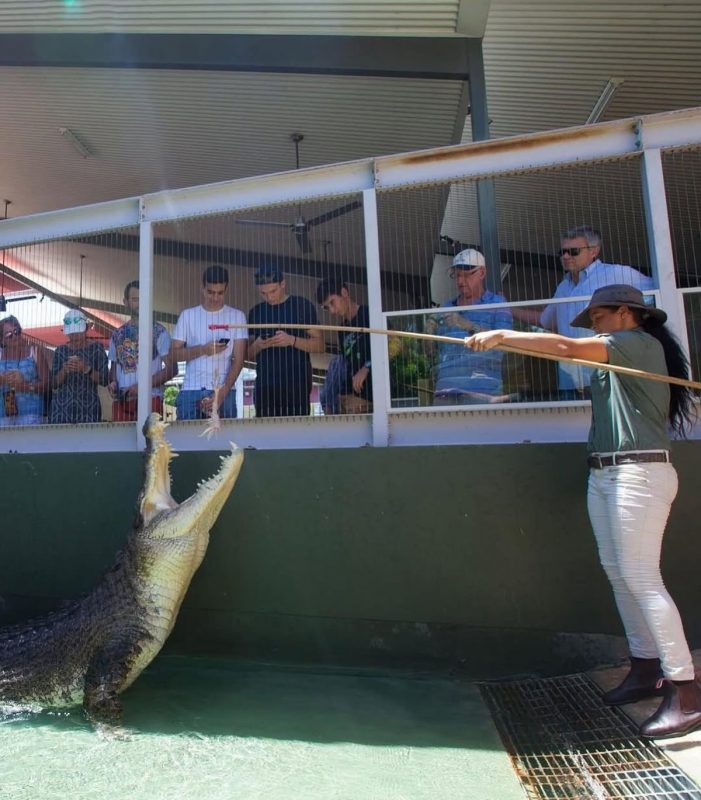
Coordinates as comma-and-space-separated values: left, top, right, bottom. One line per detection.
641, 316, 696, 437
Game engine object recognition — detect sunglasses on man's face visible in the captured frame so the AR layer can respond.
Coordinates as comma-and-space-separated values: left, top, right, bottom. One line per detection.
559, 246, 593, 257
3, 328, 19, 339
448, 267, 481, 279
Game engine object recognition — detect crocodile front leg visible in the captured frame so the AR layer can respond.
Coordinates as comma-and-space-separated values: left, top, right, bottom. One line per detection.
83, 636, 146, 724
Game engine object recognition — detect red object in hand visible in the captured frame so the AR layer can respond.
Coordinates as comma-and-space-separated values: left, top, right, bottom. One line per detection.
208, 324, 230, 330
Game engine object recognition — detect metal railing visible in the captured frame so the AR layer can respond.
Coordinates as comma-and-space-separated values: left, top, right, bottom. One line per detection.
0, 107, 699, 451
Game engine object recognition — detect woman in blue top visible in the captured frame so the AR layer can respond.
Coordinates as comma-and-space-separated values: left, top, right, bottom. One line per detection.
466, 284, 699, 740
0, 315, 51, 426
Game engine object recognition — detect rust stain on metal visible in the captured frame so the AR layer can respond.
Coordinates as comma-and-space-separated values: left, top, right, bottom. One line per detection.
394, 123, 633, 168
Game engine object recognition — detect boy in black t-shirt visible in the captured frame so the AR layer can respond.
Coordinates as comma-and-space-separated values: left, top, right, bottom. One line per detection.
316, 277, 372, 414
248, 268, 324, 417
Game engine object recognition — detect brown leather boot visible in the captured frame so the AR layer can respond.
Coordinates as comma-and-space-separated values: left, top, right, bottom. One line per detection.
640, 679, 701, 739
602, 657, 665, 706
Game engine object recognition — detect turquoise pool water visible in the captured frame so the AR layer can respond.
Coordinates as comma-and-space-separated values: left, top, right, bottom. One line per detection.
0, 656, 524, 800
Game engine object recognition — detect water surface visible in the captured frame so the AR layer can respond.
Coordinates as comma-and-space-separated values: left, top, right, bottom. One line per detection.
0, 655, 523, 800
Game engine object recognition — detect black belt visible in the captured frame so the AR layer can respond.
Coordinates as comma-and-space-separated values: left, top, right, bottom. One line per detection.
588, 452, 670, 469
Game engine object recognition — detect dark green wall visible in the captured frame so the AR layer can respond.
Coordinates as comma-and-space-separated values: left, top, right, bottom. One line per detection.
1, 442, 699, 677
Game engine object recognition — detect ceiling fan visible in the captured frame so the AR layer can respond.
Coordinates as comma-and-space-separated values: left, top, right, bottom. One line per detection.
236, 133, 362, 255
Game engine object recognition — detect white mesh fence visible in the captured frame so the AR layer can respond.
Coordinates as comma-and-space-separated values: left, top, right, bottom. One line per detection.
378, 156, 659, 408
0, 229, 138, 427
663, 146, 701, 387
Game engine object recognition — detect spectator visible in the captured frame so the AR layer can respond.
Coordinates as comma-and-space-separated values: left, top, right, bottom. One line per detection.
171, 265, 247, 421
248, 267, 323, 417
319, 354, 347, 415
50, 309, 108, 424
0, 315, 51, 426
519, 226, 654, 399
108, 280, 176, 422
427, 248, 512, 404
316, 277, 372, 414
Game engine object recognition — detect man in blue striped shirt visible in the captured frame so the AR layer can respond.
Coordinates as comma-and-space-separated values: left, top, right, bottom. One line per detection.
540, 226, 654, 398
428, 248, 513, 404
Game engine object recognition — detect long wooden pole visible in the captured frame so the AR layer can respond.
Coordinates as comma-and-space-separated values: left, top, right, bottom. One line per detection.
209, 322, 701, 392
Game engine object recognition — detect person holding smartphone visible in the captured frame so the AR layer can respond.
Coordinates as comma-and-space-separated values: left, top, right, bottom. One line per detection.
426, 248, 513, 405
50, 309, 109, 424
248, 267, 323, 417
108, 280, 177, 421
171, 265, 248, 420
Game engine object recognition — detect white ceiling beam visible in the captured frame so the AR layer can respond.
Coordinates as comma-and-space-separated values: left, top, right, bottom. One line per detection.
1, 106, 699, 243
0, 197, 139, 248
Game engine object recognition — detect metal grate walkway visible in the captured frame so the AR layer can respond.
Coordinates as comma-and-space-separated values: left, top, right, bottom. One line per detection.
480, 673, 701, 799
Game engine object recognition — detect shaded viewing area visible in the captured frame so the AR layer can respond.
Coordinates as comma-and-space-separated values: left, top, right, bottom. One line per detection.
3, 6, 701, 799
0, 106, 700, 451
2, 109, 701, 800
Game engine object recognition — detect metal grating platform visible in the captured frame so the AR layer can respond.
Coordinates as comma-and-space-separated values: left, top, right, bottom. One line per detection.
480, 673, 701, 799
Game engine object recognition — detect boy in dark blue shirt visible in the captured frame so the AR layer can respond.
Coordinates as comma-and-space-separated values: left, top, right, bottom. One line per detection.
248, 268, 324, 417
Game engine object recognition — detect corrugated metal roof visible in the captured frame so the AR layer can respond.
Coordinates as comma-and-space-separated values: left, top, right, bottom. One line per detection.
0, 1, 462, 34
479, 0, 701, 140
1, 67, 463, 217
1, 0, 700, 317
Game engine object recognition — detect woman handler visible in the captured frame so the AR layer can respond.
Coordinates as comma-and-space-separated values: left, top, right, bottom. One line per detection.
466, 284, 698, 739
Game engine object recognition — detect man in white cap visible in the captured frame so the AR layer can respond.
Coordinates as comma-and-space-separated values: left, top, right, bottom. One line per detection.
50, 308, 109, 423
427, 248, 512, 404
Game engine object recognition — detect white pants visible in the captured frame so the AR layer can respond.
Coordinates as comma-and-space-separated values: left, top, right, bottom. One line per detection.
587, 462, 694, 681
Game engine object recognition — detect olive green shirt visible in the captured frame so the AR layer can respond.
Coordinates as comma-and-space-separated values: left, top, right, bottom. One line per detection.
588, 328, 670, 454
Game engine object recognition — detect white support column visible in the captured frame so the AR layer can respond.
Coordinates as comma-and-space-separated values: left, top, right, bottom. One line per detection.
136, 213, 155, 450
363, 187, 389, 447
640, 148, 691, 353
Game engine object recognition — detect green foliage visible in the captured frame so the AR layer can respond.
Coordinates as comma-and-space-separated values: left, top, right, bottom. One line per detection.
164, 385, 179, 407
388, 323, 433, 399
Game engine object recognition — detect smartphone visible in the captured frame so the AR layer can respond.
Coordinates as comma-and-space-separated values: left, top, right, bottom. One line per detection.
218, 338, 230, 345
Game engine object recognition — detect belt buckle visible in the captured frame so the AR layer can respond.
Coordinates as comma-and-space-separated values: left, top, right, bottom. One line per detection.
613, 453, 644, 466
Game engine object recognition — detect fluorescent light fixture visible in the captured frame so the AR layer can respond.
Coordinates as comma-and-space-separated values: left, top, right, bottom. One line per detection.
0, 294, 37, 313
586, 78, 624, 125
58, 126, 92, 158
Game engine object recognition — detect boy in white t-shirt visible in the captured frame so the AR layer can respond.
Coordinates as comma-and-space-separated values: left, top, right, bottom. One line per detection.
171, 265, 248, 420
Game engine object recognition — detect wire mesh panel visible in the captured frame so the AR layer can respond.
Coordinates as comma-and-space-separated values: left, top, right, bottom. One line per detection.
378, 157, 655, 408
152, 193, 367, 423
0, 229, 138, 429
662, 147, 701, 385
663, 148, 701, 290
684, 291, 701, 387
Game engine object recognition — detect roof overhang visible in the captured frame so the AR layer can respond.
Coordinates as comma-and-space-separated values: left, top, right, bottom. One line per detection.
0, 32, 478, 81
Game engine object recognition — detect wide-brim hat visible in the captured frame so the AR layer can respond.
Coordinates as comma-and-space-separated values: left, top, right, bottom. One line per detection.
570, 284, 667, 328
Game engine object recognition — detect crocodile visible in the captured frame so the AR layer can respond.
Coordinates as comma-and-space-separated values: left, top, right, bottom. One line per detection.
0, 413, 243, 722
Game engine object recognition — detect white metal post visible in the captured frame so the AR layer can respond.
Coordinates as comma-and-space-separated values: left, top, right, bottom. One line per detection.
363, 187, 389, 447
640, 148, 691, 353
136, 212, 155, 450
